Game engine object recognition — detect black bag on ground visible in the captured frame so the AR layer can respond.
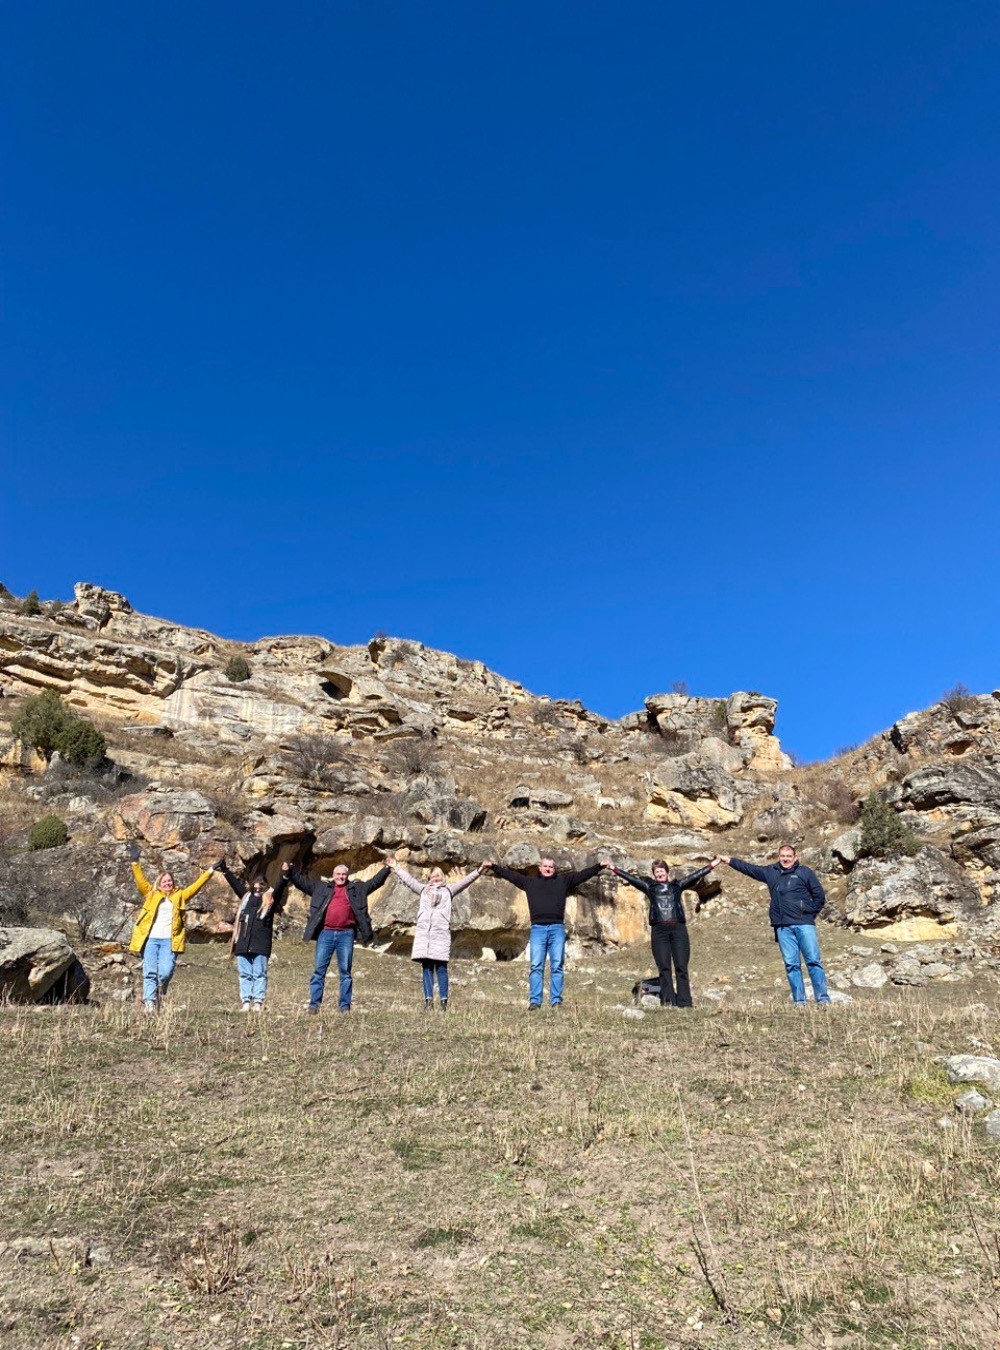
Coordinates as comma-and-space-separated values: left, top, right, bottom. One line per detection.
631, 976, 661, 1004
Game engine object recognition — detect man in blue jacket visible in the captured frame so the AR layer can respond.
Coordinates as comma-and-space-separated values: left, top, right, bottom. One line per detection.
712, 844, 831, 1005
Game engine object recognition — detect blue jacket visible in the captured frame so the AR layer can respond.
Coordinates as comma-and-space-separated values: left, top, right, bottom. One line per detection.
728, 858, 826, 927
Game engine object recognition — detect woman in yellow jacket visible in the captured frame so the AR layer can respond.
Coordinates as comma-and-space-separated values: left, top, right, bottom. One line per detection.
127, 842, 219, 1008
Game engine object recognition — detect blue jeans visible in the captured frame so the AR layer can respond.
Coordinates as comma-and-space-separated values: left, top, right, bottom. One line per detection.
420, 959, 449, 1000
311, 928, 355, 1010
529, 923, 566, 1006
777, 925, 830, 1004
236, 953, 268, 1005
142, 937, 176, 1006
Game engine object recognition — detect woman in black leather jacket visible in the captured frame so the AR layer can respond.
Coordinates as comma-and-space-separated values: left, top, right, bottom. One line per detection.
605, 857, 720, 1007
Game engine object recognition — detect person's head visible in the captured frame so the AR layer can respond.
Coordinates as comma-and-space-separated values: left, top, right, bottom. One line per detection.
428, 866, 445, 885
251, 877, 267, 895
333, 864, 349, 885
777, 844, 797, 870
157, 873, 175, 893
652, 859, 670, 882
538, 857, 557, 877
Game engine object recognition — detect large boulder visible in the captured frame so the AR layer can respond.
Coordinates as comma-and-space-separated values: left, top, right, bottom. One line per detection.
0, 927, 80, 1002
845, 847, 983, 935
646, 753, 760, 830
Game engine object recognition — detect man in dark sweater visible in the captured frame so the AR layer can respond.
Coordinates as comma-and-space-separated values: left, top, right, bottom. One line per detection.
488, 856, 604, 1009
281, 858, 390, 1013
713, 845, 830, 1006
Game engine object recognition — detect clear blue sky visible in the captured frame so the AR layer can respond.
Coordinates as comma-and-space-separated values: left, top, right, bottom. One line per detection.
2, 1, 998, 760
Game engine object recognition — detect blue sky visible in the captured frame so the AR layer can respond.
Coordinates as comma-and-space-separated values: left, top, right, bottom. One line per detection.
2, 1, 998, 759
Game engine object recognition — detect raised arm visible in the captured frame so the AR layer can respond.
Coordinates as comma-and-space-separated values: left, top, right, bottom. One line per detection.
175, 868, 216, 905
448, 866, 486, 899
130, 861, 153, 899
566, 863, 602, 891
489, 865, 529, 892
675, 864, 712, 892
612, 868, 652, 896
359, 865, 391, 898
282, 863, 316, 896
218, 863, 245, 898
391, 864, 426, 897
725, 857, 771, 883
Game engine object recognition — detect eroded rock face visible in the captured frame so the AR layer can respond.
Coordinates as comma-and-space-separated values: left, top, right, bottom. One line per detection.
845, 848, 982, 932
0, 927, 78, 1001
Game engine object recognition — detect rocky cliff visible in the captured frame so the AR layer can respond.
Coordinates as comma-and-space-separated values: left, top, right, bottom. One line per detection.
1, 583, 998, 956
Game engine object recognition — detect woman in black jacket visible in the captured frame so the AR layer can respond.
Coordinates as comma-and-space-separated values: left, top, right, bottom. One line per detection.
219, 863, 287, 1012
605, 857, 720, 1007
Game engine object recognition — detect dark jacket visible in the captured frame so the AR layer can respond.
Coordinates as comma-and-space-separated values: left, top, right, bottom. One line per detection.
728, 858, 826, 927
220, 866, 288, 959
615, 865, 710, 926
287, 865, 389, 945
489, 864, 602, 925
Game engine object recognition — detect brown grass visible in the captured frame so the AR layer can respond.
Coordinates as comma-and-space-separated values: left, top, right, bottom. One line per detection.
0, 920, 997, 1349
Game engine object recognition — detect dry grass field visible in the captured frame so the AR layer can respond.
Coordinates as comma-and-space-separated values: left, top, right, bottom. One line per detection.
2, 919, 999, 1349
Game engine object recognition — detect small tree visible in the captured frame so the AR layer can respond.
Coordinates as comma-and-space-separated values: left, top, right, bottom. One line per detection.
225, 654, 251, 683
941, 682, 975, 715
28, 815, 69, 851
11, 690, 107, 769
21, 590, 41, 616
858, 792, 919, 860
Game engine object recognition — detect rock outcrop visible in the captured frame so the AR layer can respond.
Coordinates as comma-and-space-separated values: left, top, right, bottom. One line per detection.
1, 583, 999, 956
0, 927, 84, 1002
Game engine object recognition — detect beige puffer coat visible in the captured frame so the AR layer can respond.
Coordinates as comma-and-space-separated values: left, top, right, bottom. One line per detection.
396, 866, 481, 963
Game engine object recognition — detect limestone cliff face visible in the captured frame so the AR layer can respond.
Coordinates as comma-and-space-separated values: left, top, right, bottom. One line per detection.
1, 583, 998, 949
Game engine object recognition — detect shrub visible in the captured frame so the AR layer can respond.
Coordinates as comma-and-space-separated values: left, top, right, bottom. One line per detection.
711, 699, 728, 732
225, 655, 251, 683
858, 792, 919, 860
21, 590, 41, 616
941, 683, 975, 715
816, 776, 860, 824
285, 731, 350, 788
670, 680, 690, 696
28, 815, 69, 851
0, 582, 11, 599
11, 690, 107, 769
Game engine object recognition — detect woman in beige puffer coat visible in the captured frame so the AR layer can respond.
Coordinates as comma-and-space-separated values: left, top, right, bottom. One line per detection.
389, 860, 488, 1010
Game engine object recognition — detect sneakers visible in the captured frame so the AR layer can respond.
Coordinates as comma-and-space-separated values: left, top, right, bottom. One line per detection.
440, 998, 448, 1012
527, 1003, 540, 1012
252, 1003, 264, 1014
424, 999, 434, 1012
241, 1002, 251, 1013
306, 1005, 320, 1015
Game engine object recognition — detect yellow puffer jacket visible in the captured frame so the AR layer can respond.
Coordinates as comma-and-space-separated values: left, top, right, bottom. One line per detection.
128, 862, 214, 955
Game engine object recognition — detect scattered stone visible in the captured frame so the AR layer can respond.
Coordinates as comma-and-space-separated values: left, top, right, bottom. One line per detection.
827, 990, 853, 1005
622, 1008, 645, 1021
944, 1055, 1000, 1094
851, 963, 888, 990
954, 1089, 992, 1116
984, 1109, 1000, 1143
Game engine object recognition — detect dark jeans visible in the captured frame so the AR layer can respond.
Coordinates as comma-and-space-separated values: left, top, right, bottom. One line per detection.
650, 923, 691, 1007
310, 927, 356, 1010
420, 959, 449, 1000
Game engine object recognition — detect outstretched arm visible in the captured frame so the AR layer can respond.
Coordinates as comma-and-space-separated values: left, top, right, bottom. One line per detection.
175, 867, 217, 904
566, 863, 602, 890
281, 862, 316, 896
675, 864, 713, 892
218, 863, 244, 898
724, 857, 770, 883
390, 863, 425, 897
489, 866, 529, 892
448, 866, 487, 898
360, 866, 391, 898
611, 867, 652, 896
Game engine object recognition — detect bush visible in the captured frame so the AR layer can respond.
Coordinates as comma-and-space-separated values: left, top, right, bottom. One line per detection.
28, 815, 69, 851
858, 792, 919, 860
11, 690, 108, 769
21, 590, 41, 616
225, 654, 251, 683
941, 683, 975, 715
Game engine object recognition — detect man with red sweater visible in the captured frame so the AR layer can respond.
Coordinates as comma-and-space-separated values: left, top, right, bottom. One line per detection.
282, 858, 390, 1013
